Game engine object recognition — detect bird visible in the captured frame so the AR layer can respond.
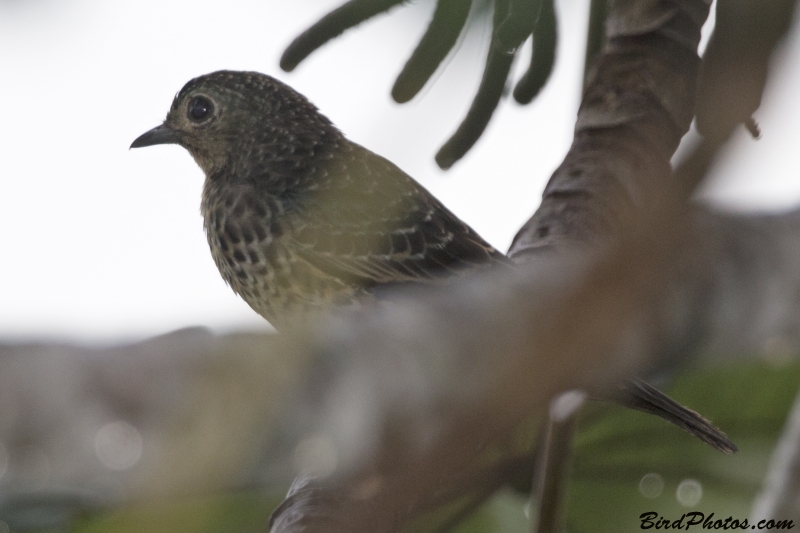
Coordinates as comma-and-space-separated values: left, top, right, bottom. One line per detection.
130, 70, 735, 455
131, 70, 507, 329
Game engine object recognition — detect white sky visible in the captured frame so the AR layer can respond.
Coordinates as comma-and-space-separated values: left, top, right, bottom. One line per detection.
1, 0, 799, 342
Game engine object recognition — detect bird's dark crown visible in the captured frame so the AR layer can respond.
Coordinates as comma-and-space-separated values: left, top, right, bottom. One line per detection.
169, 71, 317, 118
161, 70, 343, 189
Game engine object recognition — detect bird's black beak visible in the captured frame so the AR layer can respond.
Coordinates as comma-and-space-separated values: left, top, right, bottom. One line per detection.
130, 124, 179, 149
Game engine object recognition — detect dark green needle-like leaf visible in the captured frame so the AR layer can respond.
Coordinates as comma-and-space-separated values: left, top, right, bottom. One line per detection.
392, 0, 473, 104
435, 0, 516, 169
281, 0, 407, 72
494, 0, 538, 54
513, 0, 556, 104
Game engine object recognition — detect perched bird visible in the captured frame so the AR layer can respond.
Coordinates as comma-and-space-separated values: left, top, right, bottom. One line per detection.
131, 70, 735, 453
131, 70, 506, 328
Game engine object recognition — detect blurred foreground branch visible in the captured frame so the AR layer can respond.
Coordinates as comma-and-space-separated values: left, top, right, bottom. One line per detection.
2, 201, 800, 529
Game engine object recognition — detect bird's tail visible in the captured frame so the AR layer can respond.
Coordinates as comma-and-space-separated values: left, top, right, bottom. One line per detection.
615, 378, 738, 453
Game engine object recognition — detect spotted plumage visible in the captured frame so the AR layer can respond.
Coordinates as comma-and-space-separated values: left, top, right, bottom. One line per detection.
132, 70, 508, 328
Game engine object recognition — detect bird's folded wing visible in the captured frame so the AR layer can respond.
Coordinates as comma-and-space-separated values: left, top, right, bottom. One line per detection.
291, 145, 509, 289
292, 219, 506, 291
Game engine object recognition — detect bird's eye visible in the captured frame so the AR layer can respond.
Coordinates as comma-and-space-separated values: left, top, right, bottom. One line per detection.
188, 96, 213, 122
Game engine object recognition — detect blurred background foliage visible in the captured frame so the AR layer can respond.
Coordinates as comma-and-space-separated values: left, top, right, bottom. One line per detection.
51, 360, 797, 533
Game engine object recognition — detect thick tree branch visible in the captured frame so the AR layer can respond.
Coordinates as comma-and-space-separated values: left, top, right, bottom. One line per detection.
510, 0, 709, 257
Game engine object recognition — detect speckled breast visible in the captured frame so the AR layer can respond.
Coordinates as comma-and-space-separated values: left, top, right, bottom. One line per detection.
201, 185, 359, 327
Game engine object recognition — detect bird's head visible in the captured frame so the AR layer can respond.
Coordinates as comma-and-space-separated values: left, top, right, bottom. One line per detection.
131, 70, 341, 182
